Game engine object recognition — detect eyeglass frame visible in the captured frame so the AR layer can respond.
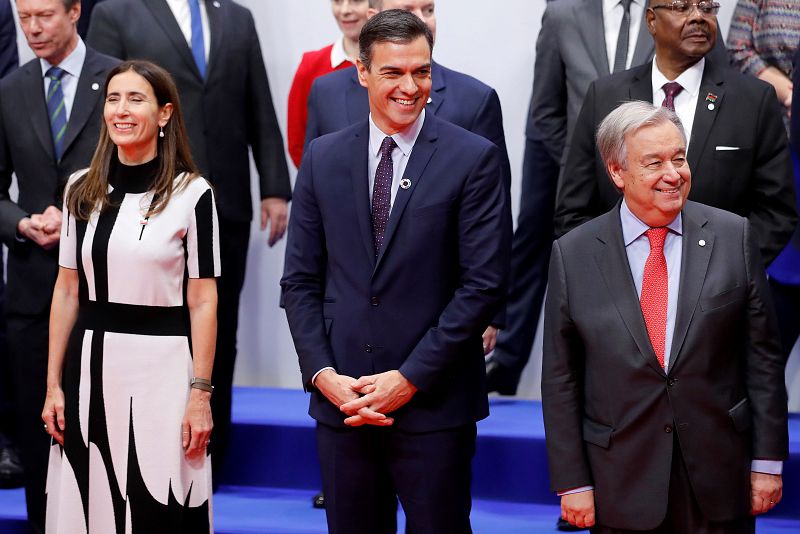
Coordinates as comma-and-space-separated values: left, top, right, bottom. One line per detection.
648, 0, 721, 16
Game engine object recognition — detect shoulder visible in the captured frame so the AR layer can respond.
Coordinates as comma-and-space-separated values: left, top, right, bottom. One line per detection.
91, 0, 138, 16
543, 0, 582, 19
683, 200, 746, 229
221, 0, 255, 21
0, 57, 38, 91
436, 63, 496, 98
312, 66, 357, 92
84, 47, 121, 71
432, 113, 497, 151
558, 207, 616, 249
709, 59, 775, 96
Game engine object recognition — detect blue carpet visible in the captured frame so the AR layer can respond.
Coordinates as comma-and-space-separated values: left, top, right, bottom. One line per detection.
0, 387, 798, 532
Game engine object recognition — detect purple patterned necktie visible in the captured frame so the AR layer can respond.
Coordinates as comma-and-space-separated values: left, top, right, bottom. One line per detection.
371, 136, 397, 258
661, 82, 683, 112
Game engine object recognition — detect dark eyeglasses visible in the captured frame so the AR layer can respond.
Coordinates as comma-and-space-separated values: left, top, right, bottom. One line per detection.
650, 1, 720, 16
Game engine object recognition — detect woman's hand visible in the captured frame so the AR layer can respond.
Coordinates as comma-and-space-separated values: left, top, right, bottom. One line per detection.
182, 388, 213, 459
42, 385, 66, 446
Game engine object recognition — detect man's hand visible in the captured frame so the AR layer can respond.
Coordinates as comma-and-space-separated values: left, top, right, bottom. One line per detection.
561, 490, 595, 529
482, 326, 498, 355
260, 197, 288, 246
315, 369, 393, 427
340, 370, 417, 426
18, 205, 62, 249
751, 472, 782, 515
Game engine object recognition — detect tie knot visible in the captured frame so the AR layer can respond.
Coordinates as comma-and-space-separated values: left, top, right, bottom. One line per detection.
662, 81, 683, 100
379, 136, 397, 158
46, 66, 66, 81
645, 227, 669, 249
620, 0, 633, 10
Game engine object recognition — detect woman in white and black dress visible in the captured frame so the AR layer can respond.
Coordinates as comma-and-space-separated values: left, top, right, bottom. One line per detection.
41, 60, 220, 533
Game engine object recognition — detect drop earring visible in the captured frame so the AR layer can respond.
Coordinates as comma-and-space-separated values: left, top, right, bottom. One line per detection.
159, 126, 165, 138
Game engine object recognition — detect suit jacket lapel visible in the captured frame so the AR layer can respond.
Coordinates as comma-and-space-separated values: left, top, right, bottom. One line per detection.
427, 61, 445, 115
345, 68, 369, 125
629, 62, 653, 102
594, 204, 666, 376
350, 123, 375, 265
576, 0, 610, 77
667, 204, 713, 373
631, 8, 655, 66
22, 62, 54, 161
143, 0, 203, 81
205, 0, 224, 80
374, 114, 438, 272
61, 50, 106, 159
687, 60, 725, 171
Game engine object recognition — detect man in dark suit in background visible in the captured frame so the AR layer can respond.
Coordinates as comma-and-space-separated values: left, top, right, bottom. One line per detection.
543, 101, 788, 532
282, 10, 510, 533
0, 0, 22, 492
0, 0, 117, 530
305, 0, 509, 373
556, 0, 796, 264
486, 0, 655, 399
87, 0, 292, 485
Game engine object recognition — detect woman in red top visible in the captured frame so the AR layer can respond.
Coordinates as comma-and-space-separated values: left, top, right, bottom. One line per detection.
287, 0, 369, 167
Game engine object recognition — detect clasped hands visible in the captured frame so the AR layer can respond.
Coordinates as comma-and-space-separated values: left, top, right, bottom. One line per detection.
18, 205, 62, 250
315, 369, 417, 427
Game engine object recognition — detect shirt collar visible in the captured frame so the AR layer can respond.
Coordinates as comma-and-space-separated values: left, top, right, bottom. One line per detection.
330, 36, 352, 69
40, 37, 86, 78
652, 56, 705, 98
620, 198, 683, 247
603, 0, 643, 13
368, 109, 426, 158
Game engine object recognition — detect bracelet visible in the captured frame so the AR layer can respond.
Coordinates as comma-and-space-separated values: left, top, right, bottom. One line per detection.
190, 377, 214, 393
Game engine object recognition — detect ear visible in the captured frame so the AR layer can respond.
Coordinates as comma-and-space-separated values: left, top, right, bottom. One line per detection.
159, 103, 174, 126
366, 7, 379, 19
356, 58, 369, 89
68, 2, 82, 25
646, 7, 656, 35
607, 161, 626, 192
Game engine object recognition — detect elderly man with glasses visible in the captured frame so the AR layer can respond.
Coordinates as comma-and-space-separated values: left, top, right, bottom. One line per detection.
556, 0, 797, 270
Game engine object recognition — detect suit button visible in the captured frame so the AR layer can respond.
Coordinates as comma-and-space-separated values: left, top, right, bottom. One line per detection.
365, 344, 373, 353
667, 378, 676, 387
664, 424, 673, 433
370, 296, 380, 306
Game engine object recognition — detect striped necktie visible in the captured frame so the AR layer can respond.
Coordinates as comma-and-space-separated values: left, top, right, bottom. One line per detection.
46, 66, 68, 160
189, 0, 207, 78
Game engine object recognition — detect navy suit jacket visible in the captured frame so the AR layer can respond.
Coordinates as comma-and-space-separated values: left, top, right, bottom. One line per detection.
0, 0, 17, 78
282, 113, 511, 432
305, 62, 511, 192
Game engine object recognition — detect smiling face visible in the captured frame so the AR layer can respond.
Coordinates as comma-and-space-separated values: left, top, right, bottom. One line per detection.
647, 0, 716, 70
331, 0, 369, 42
104, 70, 173, 164
608, 120, 691, 227
357, 35, 431, 135
16, 0, 80, 65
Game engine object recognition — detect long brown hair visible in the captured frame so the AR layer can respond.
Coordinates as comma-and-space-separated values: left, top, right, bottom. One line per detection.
67, 60, 200, 220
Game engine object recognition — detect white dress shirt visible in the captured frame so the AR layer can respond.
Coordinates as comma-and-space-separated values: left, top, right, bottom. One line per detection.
40, 37, 86, 121
367, 109, 425, 208
651, 57, 705, 153
166, 0, 211, 62
603, 0, 644, 72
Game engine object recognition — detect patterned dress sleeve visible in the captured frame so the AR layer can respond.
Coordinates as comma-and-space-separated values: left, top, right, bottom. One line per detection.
58, 169, 86, 270
186, 179, 221, 278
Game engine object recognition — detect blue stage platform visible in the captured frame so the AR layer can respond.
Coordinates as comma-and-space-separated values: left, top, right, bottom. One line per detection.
0, 387, 798, 532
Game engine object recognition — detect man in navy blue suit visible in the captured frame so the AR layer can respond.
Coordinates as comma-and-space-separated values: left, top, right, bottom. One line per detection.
282, 10, 510, 534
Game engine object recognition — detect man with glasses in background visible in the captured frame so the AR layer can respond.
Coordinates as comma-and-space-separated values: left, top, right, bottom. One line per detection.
556, 0, 796, 264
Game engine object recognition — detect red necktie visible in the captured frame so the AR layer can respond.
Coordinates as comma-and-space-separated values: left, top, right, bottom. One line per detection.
640, 227, 669, 368
661, 82, 683, 112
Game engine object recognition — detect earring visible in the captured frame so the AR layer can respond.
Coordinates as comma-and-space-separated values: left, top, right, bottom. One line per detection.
159, 126, 165, 138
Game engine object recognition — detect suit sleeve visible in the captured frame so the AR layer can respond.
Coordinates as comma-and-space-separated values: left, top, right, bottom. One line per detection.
0, 84, 26, 246
747, 84, 797, 265
0, 1, 18, 78
528, 2, 568, 163
86, 1, 126, 59
468, 87, 511, 195
243, 10, 291, 201
398, 144, 511, 391
281, 142, 336, 389
554, 80, 603, 238
541, 240, 594, 492
303, 79, 323, 155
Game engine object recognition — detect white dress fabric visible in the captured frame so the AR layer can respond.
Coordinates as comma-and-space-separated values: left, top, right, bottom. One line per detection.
45, 159, 220, 533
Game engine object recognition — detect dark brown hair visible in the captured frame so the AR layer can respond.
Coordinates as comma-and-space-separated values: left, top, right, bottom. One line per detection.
67, 60, 199, 220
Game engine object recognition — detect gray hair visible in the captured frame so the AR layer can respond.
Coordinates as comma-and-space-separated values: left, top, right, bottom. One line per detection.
596, 101, 686, 170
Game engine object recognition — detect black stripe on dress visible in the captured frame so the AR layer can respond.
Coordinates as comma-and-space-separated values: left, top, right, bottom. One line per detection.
194, 189, 215, 278
91, 190, 124, 303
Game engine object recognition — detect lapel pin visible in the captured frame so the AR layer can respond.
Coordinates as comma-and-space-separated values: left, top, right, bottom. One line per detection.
213, 1, 220, 7
698, 239, 706, 247
427, 97, 432, 104
705, 93, 717, 111
91, 82, 99, 91
400, 178, 412, 189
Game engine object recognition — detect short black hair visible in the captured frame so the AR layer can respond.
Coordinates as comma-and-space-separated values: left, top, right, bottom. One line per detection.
358, 9, 433, 71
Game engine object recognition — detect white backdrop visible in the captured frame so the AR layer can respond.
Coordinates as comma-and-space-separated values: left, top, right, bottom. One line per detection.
14, 1, 800, 408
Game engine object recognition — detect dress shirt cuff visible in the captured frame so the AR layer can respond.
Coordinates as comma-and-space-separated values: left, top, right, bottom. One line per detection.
311, 367, 335, 386
751, 460, 783, 475
557, 485, 594, 496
